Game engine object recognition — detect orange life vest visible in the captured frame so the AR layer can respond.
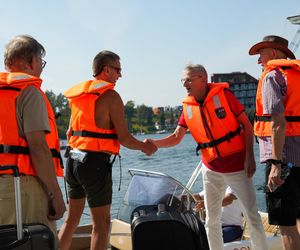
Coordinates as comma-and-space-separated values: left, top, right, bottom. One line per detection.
0, 72, 64, 176
254, 59, 300, 137
64, 80, 120, 154
182, 83, 245, 162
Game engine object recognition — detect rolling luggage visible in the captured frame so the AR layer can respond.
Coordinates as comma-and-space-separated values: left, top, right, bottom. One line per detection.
131, 204, 209, 250
0, 165, 55, 250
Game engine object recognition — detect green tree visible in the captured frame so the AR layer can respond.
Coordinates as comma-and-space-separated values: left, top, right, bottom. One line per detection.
136, 104, 155, 133
45, 90, 70, 139
124, 100, 135, 132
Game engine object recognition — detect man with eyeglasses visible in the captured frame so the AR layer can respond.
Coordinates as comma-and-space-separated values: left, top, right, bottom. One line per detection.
59, 50, 157, 250
0, 35, 66, 249
146, 64, 268, 250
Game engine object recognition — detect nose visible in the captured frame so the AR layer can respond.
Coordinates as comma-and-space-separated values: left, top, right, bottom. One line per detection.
258, 56, 262, 64
183, 80, 189, 87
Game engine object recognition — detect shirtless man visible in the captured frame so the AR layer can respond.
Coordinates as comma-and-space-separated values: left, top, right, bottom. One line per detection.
58, 50, 157, 250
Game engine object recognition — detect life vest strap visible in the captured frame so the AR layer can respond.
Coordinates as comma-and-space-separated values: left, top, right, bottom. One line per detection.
72, 130, 118, 139
0, 144, 63, 160
0, 144, 29, 154
256, 116, 300, 122
196, 127, 241, 151
0, 86, 21, 91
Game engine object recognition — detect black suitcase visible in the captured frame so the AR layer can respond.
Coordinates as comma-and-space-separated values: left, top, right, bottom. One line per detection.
0, 165, 55, 250
131, 204, 209, 250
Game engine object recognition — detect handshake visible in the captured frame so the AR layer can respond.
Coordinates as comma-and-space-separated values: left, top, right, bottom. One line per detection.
141, 138, 158, 156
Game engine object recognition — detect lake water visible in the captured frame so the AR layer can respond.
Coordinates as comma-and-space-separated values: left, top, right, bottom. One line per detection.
58, 133, 266, 228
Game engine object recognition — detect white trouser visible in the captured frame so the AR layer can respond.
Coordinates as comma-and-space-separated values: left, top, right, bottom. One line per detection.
202, 163, 269, 250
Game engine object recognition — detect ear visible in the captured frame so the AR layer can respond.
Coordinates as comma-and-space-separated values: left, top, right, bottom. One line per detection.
271, 49, 277, 58
29, 57, 35, 70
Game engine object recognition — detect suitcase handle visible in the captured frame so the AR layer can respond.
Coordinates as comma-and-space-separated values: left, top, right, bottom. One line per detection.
0, 165, 23, 240
0, 165, 20, 177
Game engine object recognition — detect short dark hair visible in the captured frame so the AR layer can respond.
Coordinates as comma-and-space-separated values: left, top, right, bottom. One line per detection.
92, 50, 120, 77
4, 35, 45, 67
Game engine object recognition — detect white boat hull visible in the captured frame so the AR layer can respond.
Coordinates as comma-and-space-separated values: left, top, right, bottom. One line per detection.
110, 218, 284, 250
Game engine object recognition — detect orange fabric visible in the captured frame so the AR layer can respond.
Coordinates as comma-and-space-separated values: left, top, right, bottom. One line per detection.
182, 83, 245, 162
0, 72, 63, 176
65, 80, 120, 154
254, 59, 300, 136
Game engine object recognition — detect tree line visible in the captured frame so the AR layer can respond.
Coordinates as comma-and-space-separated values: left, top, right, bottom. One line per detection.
45, 90, 182, 139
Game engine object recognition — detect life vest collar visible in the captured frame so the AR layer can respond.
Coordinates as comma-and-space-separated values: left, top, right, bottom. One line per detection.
183, 82, 229, 106
267, 59, 300, 70
64, 79, 115, 98
0, 72, 42, 88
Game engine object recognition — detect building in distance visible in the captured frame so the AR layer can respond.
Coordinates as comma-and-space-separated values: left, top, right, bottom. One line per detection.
211, 72, 258, 110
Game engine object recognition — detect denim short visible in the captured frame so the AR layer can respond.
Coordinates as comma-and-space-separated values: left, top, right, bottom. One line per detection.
265, 163, 300, 226
66, 151, 113, 208
222, 225, 243, 243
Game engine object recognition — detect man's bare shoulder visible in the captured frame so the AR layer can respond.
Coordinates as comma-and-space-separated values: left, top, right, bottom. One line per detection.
100, 89, 121, 100
95, 89, 123, 109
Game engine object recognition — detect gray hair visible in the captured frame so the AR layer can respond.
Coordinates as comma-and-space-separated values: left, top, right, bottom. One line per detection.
92, 50, 120, 77
4, 35, 45, 67
184, 63, 208, 81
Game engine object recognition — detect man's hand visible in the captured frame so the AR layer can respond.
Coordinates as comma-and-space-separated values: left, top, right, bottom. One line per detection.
141, 140, 157, 156
194, 194, 205, 212
244, 156, 256, 178
48, 194, 66, 220
268, 164, 284, 192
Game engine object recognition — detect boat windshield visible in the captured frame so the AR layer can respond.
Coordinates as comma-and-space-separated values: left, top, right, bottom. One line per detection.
117, 169, 196, 223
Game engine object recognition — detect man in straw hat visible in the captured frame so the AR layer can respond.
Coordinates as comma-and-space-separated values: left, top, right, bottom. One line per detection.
249, 35, 300, 249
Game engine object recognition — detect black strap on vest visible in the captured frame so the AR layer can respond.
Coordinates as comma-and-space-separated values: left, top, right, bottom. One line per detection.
196, 127, 241, 152
0, 86, 21, 92
0, 144, 63, 167
256, 115, 300, 122
72, 130, 118, 139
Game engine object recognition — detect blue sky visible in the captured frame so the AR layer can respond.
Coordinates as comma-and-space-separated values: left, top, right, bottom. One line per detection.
0, 0, 299, 107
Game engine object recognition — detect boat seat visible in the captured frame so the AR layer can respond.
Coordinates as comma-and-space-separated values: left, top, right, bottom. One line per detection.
242, 212, 279, 240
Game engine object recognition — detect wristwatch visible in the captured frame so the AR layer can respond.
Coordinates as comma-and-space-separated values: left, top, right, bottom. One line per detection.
266, 159, 282, 165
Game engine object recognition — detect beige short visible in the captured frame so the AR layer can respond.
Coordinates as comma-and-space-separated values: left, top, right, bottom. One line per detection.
0, 175, 58, 248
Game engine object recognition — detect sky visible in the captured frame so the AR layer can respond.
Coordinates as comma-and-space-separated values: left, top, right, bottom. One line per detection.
0, 0, 299, 107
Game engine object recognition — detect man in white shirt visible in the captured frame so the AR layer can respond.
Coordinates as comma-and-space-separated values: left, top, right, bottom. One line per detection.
195, 186, 243, 243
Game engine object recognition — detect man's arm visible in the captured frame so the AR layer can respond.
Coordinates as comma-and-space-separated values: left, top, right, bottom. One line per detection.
222, 193, 236, 206
66, 117, 72, 142
108, 91, 157, 155
268, 113, 286, 190
26, 131, 66, 220
146, 125, 187, 148
194, 191, 235, 211
236, 112, 256, 177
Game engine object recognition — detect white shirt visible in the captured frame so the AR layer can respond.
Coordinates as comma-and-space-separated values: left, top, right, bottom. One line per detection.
200, 186, 243, 227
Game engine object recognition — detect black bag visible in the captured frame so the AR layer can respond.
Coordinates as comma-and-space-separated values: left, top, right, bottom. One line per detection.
0, 165, 55, 250
131, 204, 209, 250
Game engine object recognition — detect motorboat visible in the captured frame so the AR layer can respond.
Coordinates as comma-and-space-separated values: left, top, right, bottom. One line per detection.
109, 163, 284, 250
67, 163, 283, 250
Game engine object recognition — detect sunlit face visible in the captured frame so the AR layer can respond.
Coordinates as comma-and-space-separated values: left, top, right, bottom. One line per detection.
258, 48, 275, 68
181, 69, 207, 101
106, 60, 122, 83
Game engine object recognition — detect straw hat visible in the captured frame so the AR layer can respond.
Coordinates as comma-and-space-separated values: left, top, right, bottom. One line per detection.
249, 35, 295, 59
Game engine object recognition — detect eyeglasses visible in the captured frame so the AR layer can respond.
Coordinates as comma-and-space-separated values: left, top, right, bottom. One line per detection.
181, 75, 202, 84
41, 59, 47, 69
108, 65, 122, 74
